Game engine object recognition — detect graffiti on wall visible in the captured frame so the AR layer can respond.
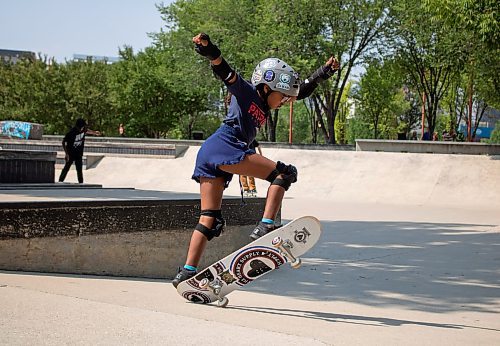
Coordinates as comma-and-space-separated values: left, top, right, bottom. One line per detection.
0, 121, 32, 139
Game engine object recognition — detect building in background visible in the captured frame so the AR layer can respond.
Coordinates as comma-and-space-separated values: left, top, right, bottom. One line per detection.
0, 49, 36, 64
459, 108, 500, 141
72, 54, 120, 64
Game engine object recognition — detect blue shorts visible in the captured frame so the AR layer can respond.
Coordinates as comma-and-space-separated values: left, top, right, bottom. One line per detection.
192, 124, 256, 188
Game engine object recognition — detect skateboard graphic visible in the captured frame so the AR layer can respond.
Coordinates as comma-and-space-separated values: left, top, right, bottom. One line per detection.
176, 216, 322, 307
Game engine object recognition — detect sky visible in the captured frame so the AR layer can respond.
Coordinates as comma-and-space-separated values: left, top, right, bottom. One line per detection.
0, 0, 173, 62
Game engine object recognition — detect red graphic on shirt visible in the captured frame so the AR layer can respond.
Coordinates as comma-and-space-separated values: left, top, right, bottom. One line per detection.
248, 102, 266, 126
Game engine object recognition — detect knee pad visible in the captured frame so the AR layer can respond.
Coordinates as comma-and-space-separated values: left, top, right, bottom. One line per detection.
195, 210, 225, 241
265, 161, 298, 191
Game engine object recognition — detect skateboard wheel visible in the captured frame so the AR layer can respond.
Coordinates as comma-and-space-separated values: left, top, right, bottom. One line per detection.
272, 236, 283, 247
218, 297, 229, 308
199, 278, 210, 289
291, 258, 302, 269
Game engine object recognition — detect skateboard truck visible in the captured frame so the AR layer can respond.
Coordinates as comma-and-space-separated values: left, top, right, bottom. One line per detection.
272, 236, 302, 269
199, 278, 229, 308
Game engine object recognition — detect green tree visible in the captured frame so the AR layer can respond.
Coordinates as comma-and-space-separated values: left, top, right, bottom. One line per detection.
422, 0, 499, 49
0, 56, 70, 134
354, 59, 408, 139
108, 46, 183, 138
155, 0, 394, 144
391, 0, 467, 138
310, 0, 394, 144
153, 1, 250, 138
420, 0, 499, 140
64, 58, 114, 133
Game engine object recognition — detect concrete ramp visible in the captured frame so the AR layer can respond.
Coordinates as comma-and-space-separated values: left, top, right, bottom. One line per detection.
263, 149, 500, 209
63, 146, 500, 210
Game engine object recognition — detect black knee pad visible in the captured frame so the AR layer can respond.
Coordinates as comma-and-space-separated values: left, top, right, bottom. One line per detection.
195, 210, 225, 241
265, 161, 298, 191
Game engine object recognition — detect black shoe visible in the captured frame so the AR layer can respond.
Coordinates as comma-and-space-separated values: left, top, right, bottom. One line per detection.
172, 267, 197, 288
250, 221, 276, 241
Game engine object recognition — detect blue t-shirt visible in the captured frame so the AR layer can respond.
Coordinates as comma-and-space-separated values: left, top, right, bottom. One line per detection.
224, 75, 268, 145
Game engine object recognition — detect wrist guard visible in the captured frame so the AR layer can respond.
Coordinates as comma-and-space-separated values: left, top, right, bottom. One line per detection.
194, 33, 221, 61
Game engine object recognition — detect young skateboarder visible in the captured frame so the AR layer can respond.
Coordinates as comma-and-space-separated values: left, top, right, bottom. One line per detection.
173, 33, 339, 287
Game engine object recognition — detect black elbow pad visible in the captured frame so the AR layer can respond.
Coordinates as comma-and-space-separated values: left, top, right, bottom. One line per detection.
211, 58, 235, 83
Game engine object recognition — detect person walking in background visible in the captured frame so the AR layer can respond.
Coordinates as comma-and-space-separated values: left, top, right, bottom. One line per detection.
58, 118, 100, 184
240, 140, 262, 197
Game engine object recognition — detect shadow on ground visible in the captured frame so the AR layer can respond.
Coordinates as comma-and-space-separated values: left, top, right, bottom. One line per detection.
228, 305, 500, 331
244, 220, 500, 314
2, 219, 498, 317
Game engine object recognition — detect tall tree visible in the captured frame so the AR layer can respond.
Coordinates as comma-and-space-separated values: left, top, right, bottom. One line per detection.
310, 0, 394, 144
422, 0, 499, 140
154, 0, 257, 138
64, 59, 113, 132
108, 46, 187, 138
354, 59, 407, 139
391, 0, 467, 137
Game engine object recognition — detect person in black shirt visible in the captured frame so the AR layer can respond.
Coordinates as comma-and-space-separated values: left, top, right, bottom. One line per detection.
58, 118, 100, 183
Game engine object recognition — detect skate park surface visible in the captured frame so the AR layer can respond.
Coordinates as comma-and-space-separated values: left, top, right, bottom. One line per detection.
1, 145, 499, 345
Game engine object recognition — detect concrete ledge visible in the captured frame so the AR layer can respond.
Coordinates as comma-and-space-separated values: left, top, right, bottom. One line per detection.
0, 121, 43, 140
0, 197, 266, 279
43, 135, 356, 151
0, 138, 188, 158
0, 150, 56, 183
356, 139, 500, 155
0, 183, 103, 190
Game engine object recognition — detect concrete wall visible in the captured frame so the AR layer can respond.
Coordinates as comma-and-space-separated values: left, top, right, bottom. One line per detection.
0, 138, 187, 159
0, 198, 267, 279
0, 150, 56, 183
0, 121, 43, 140
43, 135, 356, 151
356, 139, 500, 155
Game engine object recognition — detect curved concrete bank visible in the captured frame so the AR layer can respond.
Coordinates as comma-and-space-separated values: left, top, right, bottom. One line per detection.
67, 146, 500, 210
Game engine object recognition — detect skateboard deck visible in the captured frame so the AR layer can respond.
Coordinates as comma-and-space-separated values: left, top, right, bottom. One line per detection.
176, 215, 321, 307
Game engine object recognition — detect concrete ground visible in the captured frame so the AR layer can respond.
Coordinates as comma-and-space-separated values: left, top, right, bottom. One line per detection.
1, 148, 499, 345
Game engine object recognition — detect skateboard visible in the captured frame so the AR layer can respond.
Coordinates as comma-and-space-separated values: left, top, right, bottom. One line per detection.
176, 216, 322, 307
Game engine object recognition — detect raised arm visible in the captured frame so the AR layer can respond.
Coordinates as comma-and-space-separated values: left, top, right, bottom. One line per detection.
296, 56, 340, 100
193, 33, 237, 85
85, 128, 101, 136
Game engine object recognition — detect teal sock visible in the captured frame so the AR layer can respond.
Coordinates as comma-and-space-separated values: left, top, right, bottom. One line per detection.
261, 218, 274, 224
184, 264, 197, 271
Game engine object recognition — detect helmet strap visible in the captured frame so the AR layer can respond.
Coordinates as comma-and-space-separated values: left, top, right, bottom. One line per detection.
257, 84, 272, 111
